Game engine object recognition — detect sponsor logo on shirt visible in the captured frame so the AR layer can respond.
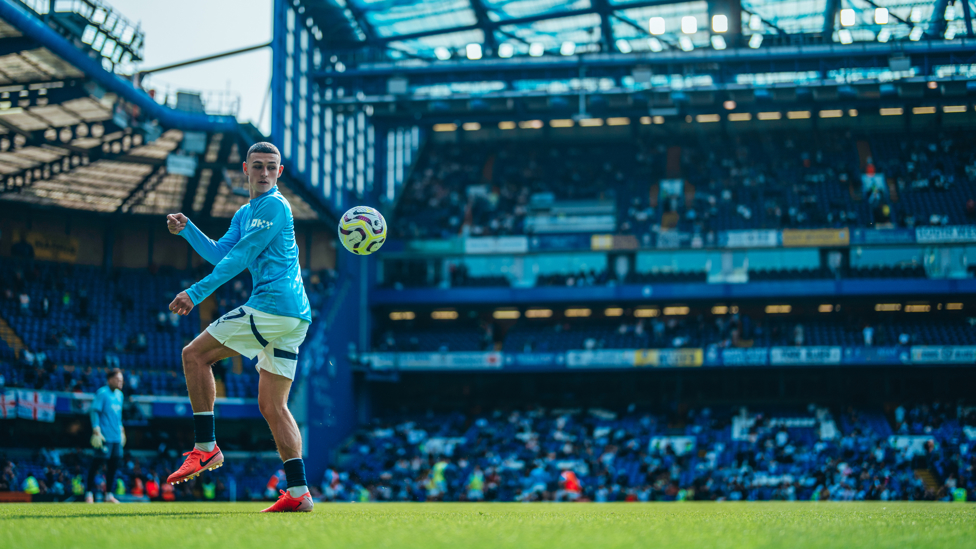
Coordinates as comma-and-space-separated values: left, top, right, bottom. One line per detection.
250, 219, 274, 230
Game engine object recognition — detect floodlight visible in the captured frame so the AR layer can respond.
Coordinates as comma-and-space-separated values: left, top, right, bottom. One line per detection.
681, 16, 697, 34
466, 43, 482, 60
840, 9, 855, 27
875, 8, 888, 25
434, 46, 451, 60
649, 16, 665, 35
749, 34, 763, 48
712, 14, 728, 33
498, 43, 514, 58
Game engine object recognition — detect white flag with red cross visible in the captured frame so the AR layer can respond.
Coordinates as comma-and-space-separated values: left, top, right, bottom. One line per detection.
16, 390, 56, 422
0, 390, 15, 419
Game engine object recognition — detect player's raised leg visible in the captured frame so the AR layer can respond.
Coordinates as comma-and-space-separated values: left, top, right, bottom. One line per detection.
258, 368, 313, 512
166, 331, 237, 485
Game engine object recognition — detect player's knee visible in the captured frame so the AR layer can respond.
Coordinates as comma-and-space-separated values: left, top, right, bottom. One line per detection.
257, 396, 275, 417
258, 396, 287, 418
181, 345, 200, 368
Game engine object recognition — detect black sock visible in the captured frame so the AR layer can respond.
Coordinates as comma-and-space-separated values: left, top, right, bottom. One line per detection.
283, 458, 306, 488
193, 413, 215, 444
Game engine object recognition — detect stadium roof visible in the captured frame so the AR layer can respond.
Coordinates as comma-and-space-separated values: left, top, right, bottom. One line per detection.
0, 0, 328, 221
315, 0, 969, 59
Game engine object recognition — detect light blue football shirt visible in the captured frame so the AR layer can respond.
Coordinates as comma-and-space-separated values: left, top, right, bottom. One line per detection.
91, 386, 123, 443
180, 185, 311, 323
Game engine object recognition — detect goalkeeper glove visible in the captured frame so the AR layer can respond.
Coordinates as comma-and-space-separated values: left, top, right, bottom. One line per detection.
91, 427, 105, 449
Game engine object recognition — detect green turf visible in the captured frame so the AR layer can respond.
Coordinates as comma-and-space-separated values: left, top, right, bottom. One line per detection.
1, 502, 973, 549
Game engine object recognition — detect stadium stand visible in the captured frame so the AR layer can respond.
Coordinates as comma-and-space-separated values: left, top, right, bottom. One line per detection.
390, 131, 976, 240
0, 259, 335, 396
329, 402, 972, 502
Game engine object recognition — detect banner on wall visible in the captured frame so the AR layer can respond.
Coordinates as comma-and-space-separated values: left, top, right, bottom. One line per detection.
781, 229, 850, 248
24, 231, 78, 263
769, 346, 843, 365
505, 353, 563, 368
590, 234, 640, 251
406, 239, 463, 254
530, 234, 592, 252
915, 226, 976, 244
843, 346, 908, 365
566, 349, 635, 368
720, 348, 770, 366
910, 346, 976, 364
850, 228, 916, 245
464, 236, 528, 254
634, 349, 703, 367
721, 230, 781, 248
367, 352, 504, 370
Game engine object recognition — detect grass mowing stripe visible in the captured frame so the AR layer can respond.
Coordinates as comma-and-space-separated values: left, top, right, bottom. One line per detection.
1, 502, 973, 549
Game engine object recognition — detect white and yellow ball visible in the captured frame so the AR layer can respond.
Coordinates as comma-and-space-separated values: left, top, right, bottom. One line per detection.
338, 206, 387, 255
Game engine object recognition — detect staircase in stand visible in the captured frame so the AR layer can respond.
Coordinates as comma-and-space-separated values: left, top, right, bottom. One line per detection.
0, 314, 26, 359
915, 469, 940, 493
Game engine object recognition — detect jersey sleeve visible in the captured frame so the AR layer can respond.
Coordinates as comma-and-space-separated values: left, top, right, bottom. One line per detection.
185, 198, 286, 305
180, 209, 243, 266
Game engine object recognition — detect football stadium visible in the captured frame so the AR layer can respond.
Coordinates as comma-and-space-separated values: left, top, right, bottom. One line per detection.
1, 0, 976, 545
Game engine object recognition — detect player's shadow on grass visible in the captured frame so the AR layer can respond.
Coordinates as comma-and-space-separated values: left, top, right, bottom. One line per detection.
0, 512, 241, 520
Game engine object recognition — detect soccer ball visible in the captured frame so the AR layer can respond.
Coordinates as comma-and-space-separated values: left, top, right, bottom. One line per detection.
338, 206, 387, 255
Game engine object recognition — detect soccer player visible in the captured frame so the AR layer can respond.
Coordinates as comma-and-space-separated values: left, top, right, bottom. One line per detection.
86, 368, 125, 503
165, 142, 313, 512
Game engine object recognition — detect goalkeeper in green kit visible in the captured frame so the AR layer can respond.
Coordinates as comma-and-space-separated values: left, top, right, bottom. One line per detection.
86, 368, 125, 503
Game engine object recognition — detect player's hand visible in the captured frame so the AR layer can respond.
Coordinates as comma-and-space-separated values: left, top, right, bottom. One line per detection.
169, 291, 195, 316
91, 427, 105, 449
166, 213, 188, 235
121, 430, 126, 448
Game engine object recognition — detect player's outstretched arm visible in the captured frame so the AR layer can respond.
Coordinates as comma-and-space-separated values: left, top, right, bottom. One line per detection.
171, 199, 286, 315
167, 209, 243, 265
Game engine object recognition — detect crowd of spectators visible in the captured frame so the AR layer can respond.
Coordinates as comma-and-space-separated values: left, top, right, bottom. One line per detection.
0, 447, 287, 502
328, 402, 973, 503
390, 130, 976, 240
0, 258, 336, 397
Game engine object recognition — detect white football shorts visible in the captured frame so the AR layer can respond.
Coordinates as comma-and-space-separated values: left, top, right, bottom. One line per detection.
206, 305, 309, 380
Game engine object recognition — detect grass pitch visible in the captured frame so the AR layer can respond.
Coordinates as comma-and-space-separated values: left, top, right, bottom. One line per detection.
1, 502, 973, 549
